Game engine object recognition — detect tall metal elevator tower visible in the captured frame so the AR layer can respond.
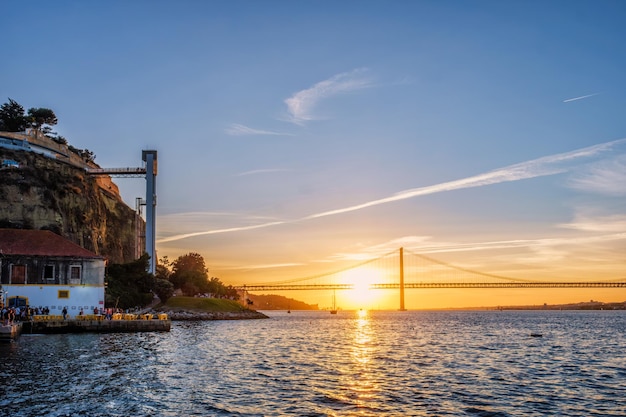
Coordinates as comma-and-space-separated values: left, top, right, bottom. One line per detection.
87, 150, 158, 274
142, 150, 157, 274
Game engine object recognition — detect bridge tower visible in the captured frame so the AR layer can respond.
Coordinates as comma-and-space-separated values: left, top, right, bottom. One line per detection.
399, 247, 406, 311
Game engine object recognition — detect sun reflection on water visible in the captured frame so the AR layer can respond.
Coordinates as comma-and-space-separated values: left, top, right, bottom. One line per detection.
347, 309, 381, 409
353, 310, 372, 365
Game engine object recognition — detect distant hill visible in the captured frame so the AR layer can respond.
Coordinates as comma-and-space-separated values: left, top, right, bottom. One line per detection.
452, 300, 626, 311
497, 300, 626, 311
0, 133, 143, 263
247, 294, 319, 310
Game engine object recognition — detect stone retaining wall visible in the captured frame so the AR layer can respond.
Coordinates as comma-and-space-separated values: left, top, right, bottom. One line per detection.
23, 319, 170, 334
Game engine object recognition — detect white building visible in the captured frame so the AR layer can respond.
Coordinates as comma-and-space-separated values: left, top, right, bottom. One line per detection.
0, 229, 105, 315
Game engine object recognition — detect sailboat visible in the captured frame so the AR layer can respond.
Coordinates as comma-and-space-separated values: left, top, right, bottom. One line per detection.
330, 290, 338, 314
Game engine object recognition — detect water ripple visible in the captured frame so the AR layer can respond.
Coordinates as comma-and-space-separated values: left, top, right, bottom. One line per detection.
1, 310, 625, 416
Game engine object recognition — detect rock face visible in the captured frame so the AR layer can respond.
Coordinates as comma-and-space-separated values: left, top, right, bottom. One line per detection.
0, 147, 143, 264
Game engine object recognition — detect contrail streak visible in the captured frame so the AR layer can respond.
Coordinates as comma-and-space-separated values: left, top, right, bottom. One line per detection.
305, 138, 625, 219
563, 93, 599, 103
157, 138, 626, 243
157, 221, 285, 243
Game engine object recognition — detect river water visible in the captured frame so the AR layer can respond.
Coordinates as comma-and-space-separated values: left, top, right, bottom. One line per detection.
1, 310, 625, 416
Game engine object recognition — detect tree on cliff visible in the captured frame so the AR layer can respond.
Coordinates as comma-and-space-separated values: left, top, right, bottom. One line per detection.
0, 99, 96, 165
168, 252, 239, 299
27, 107, 58, 132
0, 98, 28, 131
0, 98, 58, 134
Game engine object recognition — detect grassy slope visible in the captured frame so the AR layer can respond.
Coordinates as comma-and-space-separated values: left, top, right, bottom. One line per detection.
160, 296, 246, 312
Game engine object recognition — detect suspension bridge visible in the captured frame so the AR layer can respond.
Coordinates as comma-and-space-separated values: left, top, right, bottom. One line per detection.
234, 248, 626, 310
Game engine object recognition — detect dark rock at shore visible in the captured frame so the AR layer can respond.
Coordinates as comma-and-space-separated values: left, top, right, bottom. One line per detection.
150, 308, 269, 321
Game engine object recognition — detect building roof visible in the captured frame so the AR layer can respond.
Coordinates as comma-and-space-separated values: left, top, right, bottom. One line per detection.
0, 229, 103, 259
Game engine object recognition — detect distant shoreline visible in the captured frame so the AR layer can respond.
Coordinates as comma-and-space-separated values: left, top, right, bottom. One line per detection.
459, 300, 626, 311
270, 300, 626, 312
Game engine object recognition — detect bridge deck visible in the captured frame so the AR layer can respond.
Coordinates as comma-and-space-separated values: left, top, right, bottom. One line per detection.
236, 282, 626, 291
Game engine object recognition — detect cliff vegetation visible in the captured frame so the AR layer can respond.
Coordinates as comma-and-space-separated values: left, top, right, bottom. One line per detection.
0, 145, 142, 264
0, 98, 142, 264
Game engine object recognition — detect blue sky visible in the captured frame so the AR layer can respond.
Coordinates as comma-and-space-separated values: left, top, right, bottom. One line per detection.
3, 1, 626, 308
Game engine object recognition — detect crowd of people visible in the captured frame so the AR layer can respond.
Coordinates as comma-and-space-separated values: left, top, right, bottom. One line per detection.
1, 305, 31, 324
1, 305, 133, 324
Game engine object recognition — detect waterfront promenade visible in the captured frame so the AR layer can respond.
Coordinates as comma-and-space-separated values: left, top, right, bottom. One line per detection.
21, 314, 170, 335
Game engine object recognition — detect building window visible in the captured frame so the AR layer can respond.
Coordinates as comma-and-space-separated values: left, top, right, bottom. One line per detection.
11, 264, 26, 284
44, 265, 55, 282
69, 266, 81, 284
58, 290, 70, 299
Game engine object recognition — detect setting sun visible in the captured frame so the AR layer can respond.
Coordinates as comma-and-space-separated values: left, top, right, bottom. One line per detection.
339, 267, 386, 310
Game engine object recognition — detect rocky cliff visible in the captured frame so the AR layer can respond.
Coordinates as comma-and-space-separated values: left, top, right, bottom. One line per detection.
0, 147, 143, 264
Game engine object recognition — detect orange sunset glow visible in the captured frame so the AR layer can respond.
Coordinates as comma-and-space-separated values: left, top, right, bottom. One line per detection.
6, 0, 624, 311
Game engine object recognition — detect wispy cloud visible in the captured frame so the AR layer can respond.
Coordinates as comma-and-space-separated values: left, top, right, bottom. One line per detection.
567, 154, 626, 196
329, 232, 626, 262
229, 263, 304, 270
156, 211, 283, 242
157, 138, 626, 244
560, 214, 626, 233
157, 221, 285, 244
224, 123, 293, 136
309, 229, 626, 277
563, 93, 599, 103
284, 68, 373, 124
417, 233, 626, 254
305, 138, 626, 219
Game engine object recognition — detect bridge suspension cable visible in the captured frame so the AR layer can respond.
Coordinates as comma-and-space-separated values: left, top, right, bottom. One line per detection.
242, 248, 398, 287
403, 248, 539, 283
